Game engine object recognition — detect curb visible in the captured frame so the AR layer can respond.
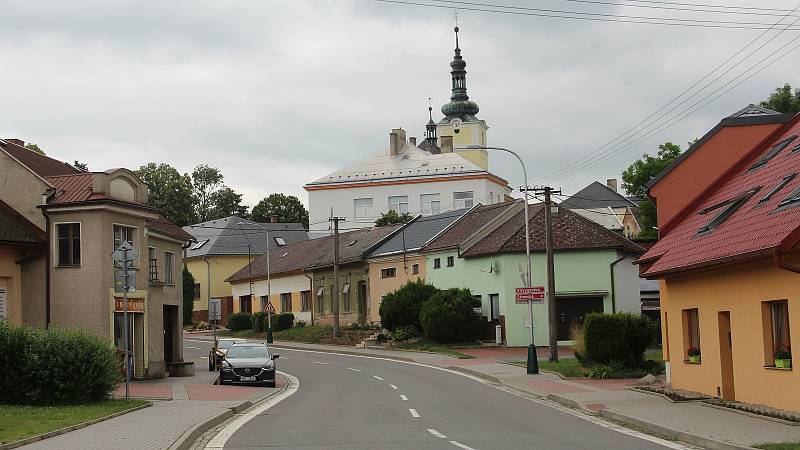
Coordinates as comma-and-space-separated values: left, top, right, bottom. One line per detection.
445, 366, 502, 384
168, 374, 290, 450
700, 402, 800, 427
269, 342, 418, 363
0, 402, 152, 450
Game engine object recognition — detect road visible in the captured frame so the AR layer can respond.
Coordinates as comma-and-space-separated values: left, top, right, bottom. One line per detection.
184, 338, 685, 450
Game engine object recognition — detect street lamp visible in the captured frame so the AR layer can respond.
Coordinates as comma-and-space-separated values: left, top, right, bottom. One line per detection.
238, 222, 273, 343
458, 145, 538, 374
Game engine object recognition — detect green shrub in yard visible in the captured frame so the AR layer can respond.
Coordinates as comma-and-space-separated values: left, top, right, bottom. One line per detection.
379, 280, 438, 331
392, 325, 417, 341
251, 312, 267, 332
275, 313, 294, 331
419, 288, 483, 343
227, 313, 253, 332
583, 312, 657, 367
0, 321, 120, 405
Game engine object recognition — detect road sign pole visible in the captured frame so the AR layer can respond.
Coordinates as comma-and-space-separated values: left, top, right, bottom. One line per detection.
123, 247, 130, 401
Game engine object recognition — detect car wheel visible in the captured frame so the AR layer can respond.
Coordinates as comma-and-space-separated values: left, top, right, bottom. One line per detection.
219, 378, 226, 385
208, 359, 214, 371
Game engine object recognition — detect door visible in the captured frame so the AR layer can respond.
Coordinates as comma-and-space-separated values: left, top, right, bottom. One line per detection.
163, 305, 178, 365
718, 311, 735, 400
357, 281, 368, 323
556, 297, 604, 341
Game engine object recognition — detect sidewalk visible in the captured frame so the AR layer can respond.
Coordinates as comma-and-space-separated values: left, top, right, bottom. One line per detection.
265, 339, 800, 450
21, 367, 285, 450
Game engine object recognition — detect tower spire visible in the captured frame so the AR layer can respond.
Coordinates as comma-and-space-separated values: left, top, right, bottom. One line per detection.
441, 25, 479, 121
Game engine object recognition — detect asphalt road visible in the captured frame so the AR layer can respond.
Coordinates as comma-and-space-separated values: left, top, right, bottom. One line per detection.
184, 338, 685, 450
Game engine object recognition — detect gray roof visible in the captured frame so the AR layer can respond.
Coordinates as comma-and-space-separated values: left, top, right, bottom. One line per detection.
183, 216, 308, 258
0, 204, 43, 245
727, 104, 781, 118
366, 209, 468, 258
562, 181, 638, 210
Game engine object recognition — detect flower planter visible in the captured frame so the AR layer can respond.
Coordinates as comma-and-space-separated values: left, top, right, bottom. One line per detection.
775, 358, 792, 369
688, 355, 701, 364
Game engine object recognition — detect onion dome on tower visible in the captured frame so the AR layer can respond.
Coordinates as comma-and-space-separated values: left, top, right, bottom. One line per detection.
419, 100, 441, 154
440, 26, 480, 122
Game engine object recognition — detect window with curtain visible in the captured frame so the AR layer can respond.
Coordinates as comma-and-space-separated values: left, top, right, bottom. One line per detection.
771, 300, 791, 354
683, 308, 700, 355
301, 290, 311, 311
164, 252, 174, 285
388, 195, 409, 214
421, 194, 441, 215
281, 293, 292, 312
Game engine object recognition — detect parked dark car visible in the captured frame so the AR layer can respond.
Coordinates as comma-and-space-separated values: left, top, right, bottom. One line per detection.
209, 338, 247, 371
219, 343, 279, 387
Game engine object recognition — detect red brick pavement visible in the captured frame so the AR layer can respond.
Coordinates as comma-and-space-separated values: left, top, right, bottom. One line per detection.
527, 380, 592, 394
113, 383, 172, 399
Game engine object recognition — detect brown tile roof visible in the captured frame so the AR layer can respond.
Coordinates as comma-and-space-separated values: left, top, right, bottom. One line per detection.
423, 202, 516, 251
2, 139, 79, 178
46, 173, 97, 204
455, 204, 646, 258
147, 215, 195, 242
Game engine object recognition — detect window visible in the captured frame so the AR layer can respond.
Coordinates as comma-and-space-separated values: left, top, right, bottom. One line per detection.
354, 198, 374, 222
760, 173, 797, 204
281, 293, 292, 312
113, 224, 136, 248
301, 290, 311, 311
778, 184, 800, 209
343, 286, 351, 313
453, 191, 474, 209
763, 300, 791, 366
381, 267, 396, 278
434, 258, 441, 269
682, 308, 700, 360
316, 288, 324, 313
749, 135, 797, 171
148, 247, 158, 281
446, 256, 455, 267
260, 295, 268, 312
421, 194, 441, 215
412, 264, 419, 275
191, 239, 208, 250
164, 252, 174, 285
56, 223, 81, 266
329, 285, 334, 312
239, 295, 252, 314
696, 189, 759, 235
274, 237, 286, 246
388, 196, 409, 214
194, 283, 201, 300
489, 294, 500, 321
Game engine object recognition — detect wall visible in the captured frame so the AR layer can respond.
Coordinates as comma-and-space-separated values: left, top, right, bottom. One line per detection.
438, 120, 489, 169
20, 255, 45, 327
145, 232, 185, 376
651, 124, 781, 228
660, 255, 800, 412
229, 272, 312, 323
613, 254, 641, 314
187, 255, 252, 313
307, 177, 507, 232
0, 248, 22, 324
367, 253, 426, 321
0, 149, 49, 230
312, 263, 371, 325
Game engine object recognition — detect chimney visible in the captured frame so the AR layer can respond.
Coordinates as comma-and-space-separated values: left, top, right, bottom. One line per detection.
270, 215, 278, 223
409, 136, 417, 146
4, 138, 24, 146
389, 128, 407, 157
441, 136, 454, 154
607, 179, 618, 192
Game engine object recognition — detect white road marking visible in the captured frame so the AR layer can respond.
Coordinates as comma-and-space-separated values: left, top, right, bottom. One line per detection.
201, 356, 208, 359
373, 375, 384, 380
449, 440, 476, 450
313, 361, 328, 365
389, 384, 398, 390
409, 408, 420, 418
427, 429, 447, 439
187, 346, 202, 350
400, 395, 408, 401
184, 338, 213, 343
347, 367, 361, 372
204, 371, 299, 449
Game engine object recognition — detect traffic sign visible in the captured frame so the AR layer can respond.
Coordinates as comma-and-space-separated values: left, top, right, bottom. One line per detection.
209, 298, 222, 321
515, 286, 545, 304
265, 301, 276, 313
114, 270, 136, 293
112, 241, 139, 262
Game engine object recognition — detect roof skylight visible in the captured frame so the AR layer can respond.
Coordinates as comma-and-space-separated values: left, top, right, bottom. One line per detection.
778, 185, 800, 208
748, 135, 798, 171
274, 237, 286, 246
759, 173, 797, 204
191, 239, 209, 250
697, 188, 760, 235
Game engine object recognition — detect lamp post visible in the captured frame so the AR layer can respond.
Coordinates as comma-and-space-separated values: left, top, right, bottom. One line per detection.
458, 145, 538, 374
239, 221, 273, 343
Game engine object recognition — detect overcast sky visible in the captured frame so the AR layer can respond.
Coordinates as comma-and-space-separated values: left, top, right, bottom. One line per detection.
2, 0, 798, 207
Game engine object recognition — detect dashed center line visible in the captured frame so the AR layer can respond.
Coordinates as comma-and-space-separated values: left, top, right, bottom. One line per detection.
409, 408, 420, 418
400, 394, 408, 401
427, 429, 447, 439
389, 384, 398, 390
313, 361, 328, 365
373, 375, 384, 380
347, 367, 361, 372
449, 441, 477, 450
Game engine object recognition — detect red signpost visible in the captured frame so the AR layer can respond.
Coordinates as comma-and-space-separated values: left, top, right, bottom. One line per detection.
515, 286, 545, 303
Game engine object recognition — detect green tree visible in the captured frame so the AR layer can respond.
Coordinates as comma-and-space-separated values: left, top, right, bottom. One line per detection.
419, 288, 483, 343
375, 210, 412, 227
379, 280, 439, 331
191, 165, 224, 222
622, 142, 683, 239
135, 163, 196, 226
251, 193, 309, 228
24, 143, 44, 155
760, 83, 800, 114
182, 266, 195, 326
209, 186, 248, 219
73, 161, 88, 171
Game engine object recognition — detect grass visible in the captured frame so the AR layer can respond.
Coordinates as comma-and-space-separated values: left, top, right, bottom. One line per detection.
0, 400, 148, 444
505, 348, 665, 379
273, 325, 332, 343
755, 443, 800, 450
395, 340, 478, 359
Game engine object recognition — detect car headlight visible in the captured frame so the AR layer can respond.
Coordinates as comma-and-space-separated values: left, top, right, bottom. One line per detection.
263, 361, 275, 370
221, 361, 233, 372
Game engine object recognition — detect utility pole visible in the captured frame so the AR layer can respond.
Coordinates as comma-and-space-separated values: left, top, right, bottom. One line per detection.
534, 186, 561, 362
330, 215, 345, 339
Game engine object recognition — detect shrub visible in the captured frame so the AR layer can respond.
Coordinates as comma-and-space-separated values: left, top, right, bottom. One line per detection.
419, 288, 483, 343
251, 312, 267, 332
227, 313, 253, 332
379, 280, 439, 331
569, 323, 585, 360
0, 321, 120, 405
295, 320, 306, 328
583, 313, 656, 367
392, 325, 417, 342
275, 313, 295, 331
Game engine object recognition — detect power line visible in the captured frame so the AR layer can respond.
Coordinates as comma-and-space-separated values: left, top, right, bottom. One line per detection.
552, 0, 800, 17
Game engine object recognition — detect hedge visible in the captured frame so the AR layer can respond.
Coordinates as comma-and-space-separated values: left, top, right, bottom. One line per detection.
583, 312, 656, 367
419, 288, 483, 343
379, 280, 438, 331
251, 312, 295, 332
0, 321, 120, 404
227, 313, 252, 332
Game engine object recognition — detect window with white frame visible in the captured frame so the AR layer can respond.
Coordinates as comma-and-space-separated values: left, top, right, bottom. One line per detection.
113, 224, 136, 248
164, 251, 174, 285
420, 194, 441, 215
453, 191, 474, 209
388, 196, 409, 214
354, 198, 374, 222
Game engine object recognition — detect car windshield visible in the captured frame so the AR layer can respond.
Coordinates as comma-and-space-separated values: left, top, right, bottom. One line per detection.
218, 340, 243, 350
226, 346, 269, 359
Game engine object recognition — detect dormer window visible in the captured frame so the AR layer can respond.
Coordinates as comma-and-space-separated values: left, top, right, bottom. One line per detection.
697, 188, 760, 235
191, 239, 208, 250
759, 173, 797, 204
778, 186, 800, 209
749, 136, 797, 171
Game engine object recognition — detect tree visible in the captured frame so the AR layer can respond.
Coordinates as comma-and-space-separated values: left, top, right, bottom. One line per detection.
191, 165, 224, 222
419, 288, 483, 343
375, 210, 412, 227
24, 143, 44, 155
135, 163, 196, 227
251, 193, 309, 228
379, 280, 439, 331
182, 266, 195, 326
73, 161, 88, 171
760, 83, 800, 114
209, 186, 248, 219
622, 142, 683, 239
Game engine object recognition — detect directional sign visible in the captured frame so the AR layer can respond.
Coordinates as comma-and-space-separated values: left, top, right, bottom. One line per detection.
114, 270, 136, 293
515, 286, 545, 304
209, 298, 222, 321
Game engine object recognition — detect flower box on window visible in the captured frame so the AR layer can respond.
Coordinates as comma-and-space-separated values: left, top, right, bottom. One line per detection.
687, 347, 701, 364
775, 349, 792, 369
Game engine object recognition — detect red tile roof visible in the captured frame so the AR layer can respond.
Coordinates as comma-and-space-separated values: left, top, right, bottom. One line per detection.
424, 202, 515, 251
46, 173, 97, 204
147, 215, 195, 242
640, 114, 800, 277
2, 139, 79, 177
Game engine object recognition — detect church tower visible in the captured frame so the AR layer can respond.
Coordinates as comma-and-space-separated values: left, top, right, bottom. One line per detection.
437, 26, 489, 170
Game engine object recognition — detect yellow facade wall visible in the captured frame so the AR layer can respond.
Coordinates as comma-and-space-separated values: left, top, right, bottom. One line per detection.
661, 255, 800, 411
187, 255, 252, 312
367, 254, 426, 322
0, 248, 23, 325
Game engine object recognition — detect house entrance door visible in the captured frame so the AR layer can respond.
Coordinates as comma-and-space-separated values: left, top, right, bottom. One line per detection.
718, 311, 735, 400
556, 297, 603, 340
357, 281, 367, 323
